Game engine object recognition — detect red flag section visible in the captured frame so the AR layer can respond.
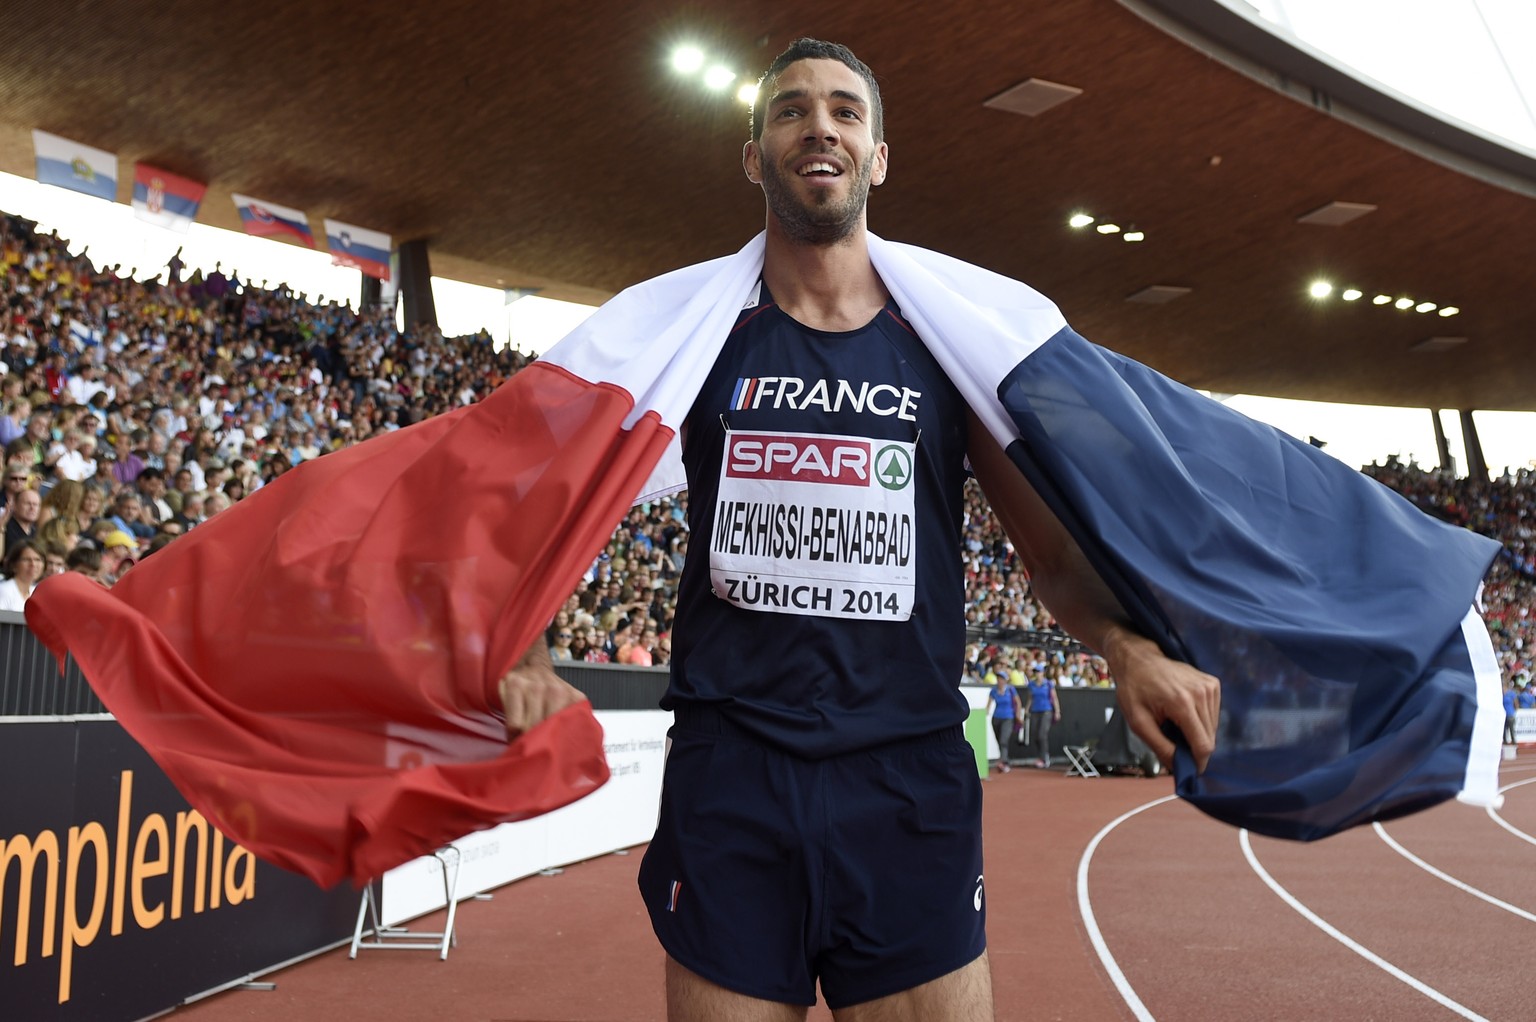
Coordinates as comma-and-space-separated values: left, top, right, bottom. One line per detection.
26, 362, 674, 887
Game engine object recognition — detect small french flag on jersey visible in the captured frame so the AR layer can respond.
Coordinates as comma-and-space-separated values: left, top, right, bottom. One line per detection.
668, 880, 682, 912
231, 193, 316, 248
324, 219, 392, 281
730, 378, 758, 410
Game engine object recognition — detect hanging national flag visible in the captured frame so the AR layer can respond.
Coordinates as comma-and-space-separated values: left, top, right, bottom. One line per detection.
324, 219, 391, 280
132, 163, 206, 232
32, 130, 118, 201
231, 193, 315, 247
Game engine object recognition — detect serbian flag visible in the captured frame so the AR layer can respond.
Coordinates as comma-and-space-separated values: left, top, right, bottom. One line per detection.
132, 163, 206, 232
26, 233, 1503, 888
32, 130, 118, 201
232, 193, 316, 248
325, 219, 391, 280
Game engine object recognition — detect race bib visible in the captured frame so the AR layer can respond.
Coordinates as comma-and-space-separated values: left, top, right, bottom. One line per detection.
709, 429, 917, 621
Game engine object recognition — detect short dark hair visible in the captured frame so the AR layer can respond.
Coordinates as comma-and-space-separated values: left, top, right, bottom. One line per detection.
750, 38, 883, 143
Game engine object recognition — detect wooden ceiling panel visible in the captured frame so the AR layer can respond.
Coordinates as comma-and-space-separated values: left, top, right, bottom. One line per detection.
0, 0, 1530, 408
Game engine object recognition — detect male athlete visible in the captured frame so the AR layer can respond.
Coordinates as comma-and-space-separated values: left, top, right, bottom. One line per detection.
500, 38, 1220, 1022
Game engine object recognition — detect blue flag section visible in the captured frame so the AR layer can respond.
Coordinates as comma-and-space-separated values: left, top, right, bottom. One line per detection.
997, 327, 1504, 840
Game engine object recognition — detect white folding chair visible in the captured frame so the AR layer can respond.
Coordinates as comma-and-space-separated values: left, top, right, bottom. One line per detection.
350, 845, 462, 961
1063, 744, 1100, 778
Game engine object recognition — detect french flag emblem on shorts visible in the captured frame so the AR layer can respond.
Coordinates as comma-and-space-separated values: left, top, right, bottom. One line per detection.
668, 880, 683, 912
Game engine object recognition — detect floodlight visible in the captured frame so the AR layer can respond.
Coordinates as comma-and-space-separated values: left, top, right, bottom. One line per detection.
1341, 289, 1362, 301
1068, 213, 1094, 228
1308, 281, 1333, 299
703, 66, 736, 90
672, 47, 705, 74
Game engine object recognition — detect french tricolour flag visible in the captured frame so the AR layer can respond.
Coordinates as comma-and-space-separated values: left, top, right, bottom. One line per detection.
133, 163, 206, 233
324, 219, 391, 280
231, 193, 315, 248
32, 130, 118, 201
23, 232, 1505, 889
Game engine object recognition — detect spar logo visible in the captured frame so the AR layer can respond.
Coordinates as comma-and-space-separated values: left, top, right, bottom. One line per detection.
726, 434, 870, 486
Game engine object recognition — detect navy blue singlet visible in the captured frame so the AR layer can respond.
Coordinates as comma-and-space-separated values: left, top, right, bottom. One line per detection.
664, 282, 970, 756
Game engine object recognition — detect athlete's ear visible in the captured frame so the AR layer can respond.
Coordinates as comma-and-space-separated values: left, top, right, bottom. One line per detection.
743, 141, 762, 184
871, 141, 889, 187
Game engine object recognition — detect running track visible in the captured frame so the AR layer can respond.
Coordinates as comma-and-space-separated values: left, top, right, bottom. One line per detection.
173, 759, 1536, 1021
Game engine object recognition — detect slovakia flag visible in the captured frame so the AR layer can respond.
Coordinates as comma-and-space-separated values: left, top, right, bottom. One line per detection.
324, 219, 392, 280
231, 193, 316, 248
32, 130, 118, 201
133, 163, 206, 233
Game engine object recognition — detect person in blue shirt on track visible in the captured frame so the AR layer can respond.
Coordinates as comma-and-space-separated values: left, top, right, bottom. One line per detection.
986, 666, 1023, 772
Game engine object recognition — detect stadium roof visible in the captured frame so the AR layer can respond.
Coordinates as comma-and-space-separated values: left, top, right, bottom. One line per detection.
0, 0, 1532, 409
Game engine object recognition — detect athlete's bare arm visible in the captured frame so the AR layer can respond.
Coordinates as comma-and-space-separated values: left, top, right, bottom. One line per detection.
498, 636, 588, 737
965, 411, 1220, 772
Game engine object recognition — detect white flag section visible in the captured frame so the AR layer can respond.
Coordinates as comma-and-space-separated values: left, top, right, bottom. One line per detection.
32, 130, 118, 201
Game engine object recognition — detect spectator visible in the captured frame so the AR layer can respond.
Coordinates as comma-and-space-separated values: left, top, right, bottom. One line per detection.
3, 483, 41, 553
42, 543, 67, 577
37, 515, 78, 555
1, 465, 29, 512
108, 490, 154, 540
548, 624, 575, 661
0, 539, 46, 610
98, 530, 137, 584
136, 467, 174, 523
39, 478, 83, 528
65, 544, 103, 582
76, 485, 106, 533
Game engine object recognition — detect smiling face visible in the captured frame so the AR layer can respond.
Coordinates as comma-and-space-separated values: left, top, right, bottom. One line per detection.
745, 58, 888, 245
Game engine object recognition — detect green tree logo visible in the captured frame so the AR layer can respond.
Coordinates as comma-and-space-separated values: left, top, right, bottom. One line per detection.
875, 445, 913, 491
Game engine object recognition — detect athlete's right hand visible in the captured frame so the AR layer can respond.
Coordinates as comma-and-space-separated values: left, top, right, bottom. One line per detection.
498, 641, 588, 738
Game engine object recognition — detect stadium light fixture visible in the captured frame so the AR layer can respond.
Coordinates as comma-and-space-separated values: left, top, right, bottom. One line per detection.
1068, 213, 1094, 228
1309, 281, 1333, 299
1342, 288, 1363, 301
1415, 302, 1437, 313
1372, 294, 1392, 305
1096, 223, 1121, 234
737, 82, 758, 105
672, 46, 705, 74
1122, 230, 1145, 242
703, 66, 736, 90
1394, 297, 1414, 310
1438, 306, 1460, 317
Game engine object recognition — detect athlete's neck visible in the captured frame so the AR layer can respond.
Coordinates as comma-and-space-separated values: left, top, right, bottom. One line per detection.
761, 221, 889, 332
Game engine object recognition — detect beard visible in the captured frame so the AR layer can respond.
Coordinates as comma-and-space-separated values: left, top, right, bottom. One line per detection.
759, 148, 876, 245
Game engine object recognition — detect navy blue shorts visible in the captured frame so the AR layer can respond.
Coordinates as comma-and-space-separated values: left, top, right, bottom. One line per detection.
638, 706, 986, 1008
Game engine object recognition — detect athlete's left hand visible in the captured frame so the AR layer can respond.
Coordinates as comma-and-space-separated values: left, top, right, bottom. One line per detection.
1107, 632, 1220, 773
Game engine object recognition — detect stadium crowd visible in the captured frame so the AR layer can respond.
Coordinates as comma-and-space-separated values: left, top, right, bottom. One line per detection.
1, 208, 1531, 704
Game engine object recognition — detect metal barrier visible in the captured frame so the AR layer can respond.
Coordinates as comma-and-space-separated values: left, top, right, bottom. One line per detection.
0, 612, 665, 717
0, 610, 105, 716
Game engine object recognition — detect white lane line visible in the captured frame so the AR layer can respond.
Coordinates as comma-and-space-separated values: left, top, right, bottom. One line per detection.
1372, 822, 1536, 923
1487, 775, 1536, 846
1239, 830, 1488, 1022
1076, 794, 1178, 1022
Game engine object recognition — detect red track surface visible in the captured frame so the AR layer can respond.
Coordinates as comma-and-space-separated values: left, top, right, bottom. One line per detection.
171, 759, 1536, 1021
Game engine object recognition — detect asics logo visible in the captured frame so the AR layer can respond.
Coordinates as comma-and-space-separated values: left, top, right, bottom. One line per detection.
973, 873, 984, 912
